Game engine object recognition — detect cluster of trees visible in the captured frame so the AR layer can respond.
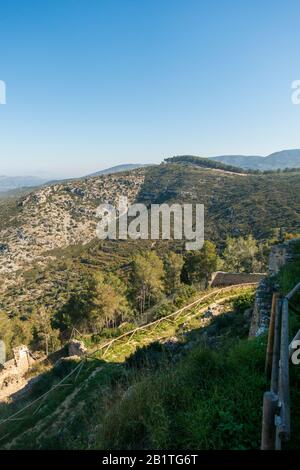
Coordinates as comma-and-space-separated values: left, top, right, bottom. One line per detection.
262, 167, 300, 174
221, 235, 266, 273
0, 313, 33, 359
164, 155, 248, 174
31, 241, 219, 351
0, 234, 271, 357
164, 155, 300, 175
132, 242, 219, 315
53, 272, 130, 339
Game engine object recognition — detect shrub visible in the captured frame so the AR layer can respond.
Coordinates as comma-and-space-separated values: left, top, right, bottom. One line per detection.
231, 291, 255, 313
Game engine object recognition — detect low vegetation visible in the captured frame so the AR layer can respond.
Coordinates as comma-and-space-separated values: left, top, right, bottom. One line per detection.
97, 337, 267, 450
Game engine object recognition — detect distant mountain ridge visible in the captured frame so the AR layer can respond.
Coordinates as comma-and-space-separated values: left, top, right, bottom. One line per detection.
0, 165, 150, 193
0, 175, 48, 192
86, 163, 152, 177
3, 149, 300, 193
209, 149, 300, 170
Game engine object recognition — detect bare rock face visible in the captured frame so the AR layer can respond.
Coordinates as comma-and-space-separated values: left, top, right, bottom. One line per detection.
68, 340, 87, 357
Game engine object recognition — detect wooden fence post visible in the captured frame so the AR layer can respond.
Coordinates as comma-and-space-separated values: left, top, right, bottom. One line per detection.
265, 293, 278, 377
278, 298, 291, 442
261, 391, 278, 450
271, 298, 282, 394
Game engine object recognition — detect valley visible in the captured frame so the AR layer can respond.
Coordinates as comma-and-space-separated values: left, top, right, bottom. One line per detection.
0, 157, 299, 450
2, 1, 300, 455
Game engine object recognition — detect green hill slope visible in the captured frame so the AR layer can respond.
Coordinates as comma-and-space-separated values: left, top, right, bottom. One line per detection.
0, 285, 265, 450
138, 163, 300, 242
0, 162, 300, 335
0, 162, 299, 450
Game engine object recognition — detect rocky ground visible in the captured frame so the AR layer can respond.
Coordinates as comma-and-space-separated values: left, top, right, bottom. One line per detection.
0, 169, 145, 288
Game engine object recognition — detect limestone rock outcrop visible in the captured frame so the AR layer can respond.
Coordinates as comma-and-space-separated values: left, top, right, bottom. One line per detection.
68, 340, 87, 357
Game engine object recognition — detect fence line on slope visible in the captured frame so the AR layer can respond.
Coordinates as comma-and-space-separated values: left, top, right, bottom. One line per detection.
0, 283, 257, 435
87, 283, 257, 359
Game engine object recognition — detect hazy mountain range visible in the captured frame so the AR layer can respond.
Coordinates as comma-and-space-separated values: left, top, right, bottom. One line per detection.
0, 164, 150, 193
209, 149, 300, 170
0, 175, 48, 192
86, 163, 151, 177
1, 149, 300, 192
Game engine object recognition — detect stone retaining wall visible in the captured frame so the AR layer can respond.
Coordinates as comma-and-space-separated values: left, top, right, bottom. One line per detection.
210, 271, 265, 287
249, 238, 300, 337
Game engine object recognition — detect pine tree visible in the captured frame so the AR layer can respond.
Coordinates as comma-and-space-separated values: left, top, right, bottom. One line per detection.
164, 251, 184, 294
132, 251, 165, 314
222, 235, 259, 272
182, 241, 218, 286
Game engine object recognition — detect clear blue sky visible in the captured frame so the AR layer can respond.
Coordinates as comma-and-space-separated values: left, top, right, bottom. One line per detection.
1, 0, 300, 178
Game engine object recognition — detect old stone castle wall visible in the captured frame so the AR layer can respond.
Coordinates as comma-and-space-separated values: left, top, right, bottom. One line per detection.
0, 345, 36, 401
249, 238, 300, 337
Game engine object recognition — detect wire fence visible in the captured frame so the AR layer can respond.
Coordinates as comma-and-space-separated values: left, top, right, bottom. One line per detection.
0, 282, 257, 437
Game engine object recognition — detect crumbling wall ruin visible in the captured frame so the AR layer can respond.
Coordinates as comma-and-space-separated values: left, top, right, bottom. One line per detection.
268, 243, 293, 275
249, 278, 274, 337
0, 345, 39, 401
210, 271, 265, 287
250, 238, 300, 337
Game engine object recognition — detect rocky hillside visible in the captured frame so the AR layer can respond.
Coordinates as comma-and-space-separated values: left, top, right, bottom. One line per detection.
139, 163, 300, 242
0, 162, 299, 318
0, 163, 299, 450
0, 169, 144, 279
